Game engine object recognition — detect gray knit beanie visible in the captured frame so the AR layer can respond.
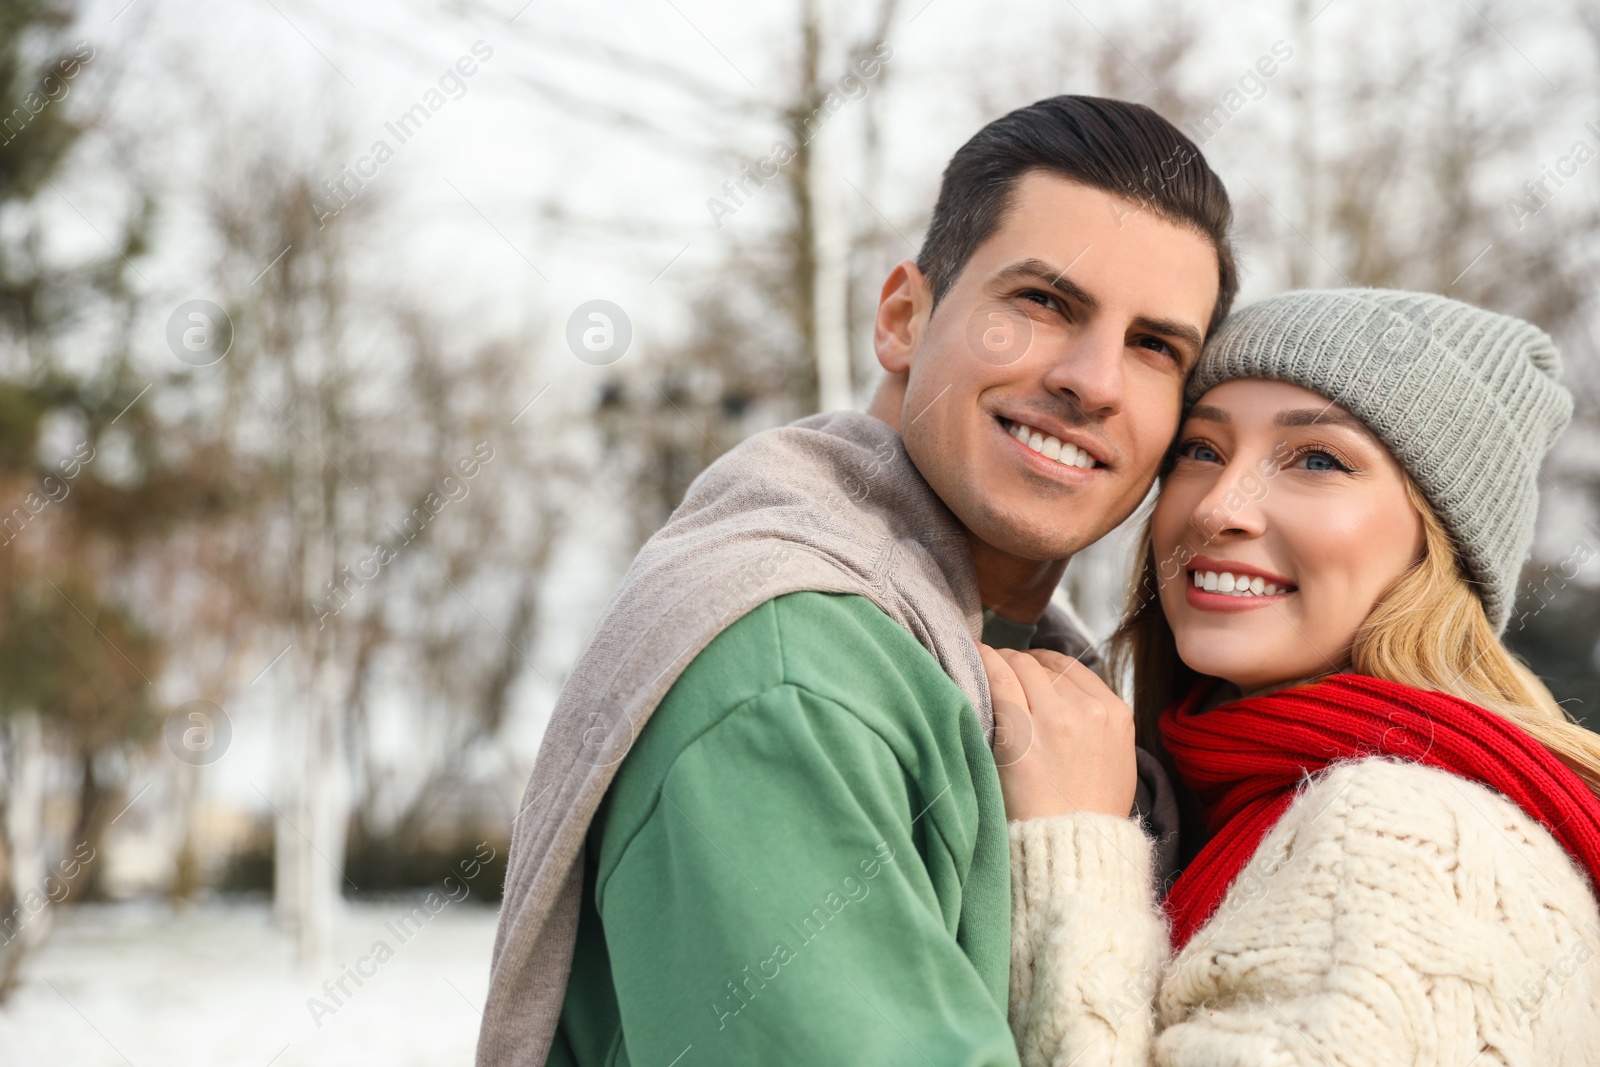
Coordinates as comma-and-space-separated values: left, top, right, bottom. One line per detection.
1186, 288, 1573, 634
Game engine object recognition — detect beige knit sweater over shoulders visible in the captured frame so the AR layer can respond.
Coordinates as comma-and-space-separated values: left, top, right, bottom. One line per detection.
1008, 757, 1600, 1066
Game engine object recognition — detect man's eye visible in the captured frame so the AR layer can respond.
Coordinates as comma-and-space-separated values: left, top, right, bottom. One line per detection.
1018, 289, 1060, 312
1132, 335, 1184, 364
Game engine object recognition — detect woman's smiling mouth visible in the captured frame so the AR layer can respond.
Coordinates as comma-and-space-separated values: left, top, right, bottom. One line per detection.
1189, 568, 1293, 597
1181, 557, 1298, 611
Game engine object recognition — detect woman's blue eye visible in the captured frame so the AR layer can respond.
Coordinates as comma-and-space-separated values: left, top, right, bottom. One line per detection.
1303, 451, 1344, 472
1184, 442, 1220, 463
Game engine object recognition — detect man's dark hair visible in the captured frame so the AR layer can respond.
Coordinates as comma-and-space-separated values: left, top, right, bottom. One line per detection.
917, 95, 1238, 338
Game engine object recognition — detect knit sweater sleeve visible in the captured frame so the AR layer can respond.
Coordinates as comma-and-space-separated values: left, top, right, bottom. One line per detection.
1155, 758, 1600, 1064
1009, 759, 1600, 1066
1008, 813, 1169, 1067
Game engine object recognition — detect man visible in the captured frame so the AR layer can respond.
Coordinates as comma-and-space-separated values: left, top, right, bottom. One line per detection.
478, 95, 1237, 1067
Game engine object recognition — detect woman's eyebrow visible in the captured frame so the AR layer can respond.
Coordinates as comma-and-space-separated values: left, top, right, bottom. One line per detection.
1186, 403, 1229, 423
1273, 407, 1368, 432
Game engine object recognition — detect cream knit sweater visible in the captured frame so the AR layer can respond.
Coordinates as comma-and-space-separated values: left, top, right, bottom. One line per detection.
1008, 758, 1600, 1065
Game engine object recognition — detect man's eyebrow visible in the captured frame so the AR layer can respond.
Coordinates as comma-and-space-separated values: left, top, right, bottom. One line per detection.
1186, 403, 1229, 423
991, 258, 1099, 312
991, 258, 1204, 353
1132, 314, 1204, 353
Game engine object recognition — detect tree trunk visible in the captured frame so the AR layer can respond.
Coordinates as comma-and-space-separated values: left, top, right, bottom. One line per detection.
69, 747, 116, 902
169, 760, 205, 901
296, 642, 347, 970
804, 0, 855, 413
0, 714, 53, 1001
1287, 0, 1319, 288
277, 621, 348, 970
272, 672, 304, 936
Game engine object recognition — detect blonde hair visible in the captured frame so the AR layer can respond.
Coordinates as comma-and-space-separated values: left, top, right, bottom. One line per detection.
1110, 477, 1600, 797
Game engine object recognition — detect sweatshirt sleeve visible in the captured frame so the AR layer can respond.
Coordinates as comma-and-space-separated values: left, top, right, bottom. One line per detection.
1008, 814, 1169, 1067
588, 594, 1022, 1067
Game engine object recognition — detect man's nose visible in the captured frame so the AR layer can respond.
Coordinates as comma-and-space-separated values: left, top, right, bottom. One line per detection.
1039, 324, 1123, 419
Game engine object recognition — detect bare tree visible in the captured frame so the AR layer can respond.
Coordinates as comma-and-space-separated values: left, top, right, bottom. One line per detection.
434, 1, 902, 544
186, 93, 582, 960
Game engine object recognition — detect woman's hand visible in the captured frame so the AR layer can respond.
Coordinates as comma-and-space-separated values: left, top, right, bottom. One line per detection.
979, 644, 1138, 821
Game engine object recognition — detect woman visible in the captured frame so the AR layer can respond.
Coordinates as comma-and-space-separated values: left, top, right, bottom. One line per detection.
982, 288, 1600, 1064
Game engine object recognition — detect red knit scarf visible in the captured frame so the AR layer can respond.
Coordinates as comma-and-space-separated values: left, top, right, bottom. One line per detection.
1158, 673, 1600, 952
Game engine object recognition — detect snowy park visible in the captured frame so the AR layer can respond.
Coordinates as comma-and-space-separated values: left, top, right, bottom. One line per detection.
2, 0, 1599, 1061
2, 901, 497, 1065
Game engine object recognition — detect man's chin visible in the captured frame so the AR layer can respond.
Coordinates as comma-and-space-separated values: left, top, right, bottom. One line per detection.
964, 513, 1099, 564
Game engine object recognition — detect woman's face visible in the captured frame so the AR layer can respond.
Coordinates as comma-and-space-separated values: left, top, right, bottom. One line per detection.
1151, 378, 1426, 694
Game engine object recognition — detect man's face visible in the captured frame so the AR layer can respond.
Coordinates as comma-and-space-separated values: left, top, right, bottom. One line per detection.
879, 172, 1220, 563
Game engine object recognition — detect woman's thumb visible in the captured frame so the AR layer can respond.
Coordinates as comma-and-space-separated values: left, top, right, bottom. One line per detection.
979, 644, 1033, 767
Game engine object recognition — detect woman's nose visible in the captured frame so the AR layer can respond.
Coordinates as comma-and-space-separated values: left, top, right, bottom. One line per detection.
1187, 461, 1270, 542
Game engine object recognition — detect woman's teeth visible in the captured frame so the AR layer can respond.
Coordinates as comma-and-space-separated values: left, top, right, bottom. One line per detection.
1190, 570, 1291, 597
1007, 420, 1097, 469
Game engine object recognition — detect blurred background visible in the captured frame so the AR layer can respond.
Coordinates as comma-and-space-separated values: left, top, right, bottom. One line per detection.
0, 0, 1596, 1062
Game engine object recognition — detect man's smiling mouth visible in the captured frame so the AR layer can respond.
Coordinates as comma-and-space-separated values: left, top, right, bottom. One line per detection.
1001, 418, 1102, 470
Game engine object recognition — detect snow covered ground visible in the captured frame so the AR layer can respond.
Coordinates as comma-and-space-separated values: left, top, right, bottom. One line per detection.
0, 898, 499, 1066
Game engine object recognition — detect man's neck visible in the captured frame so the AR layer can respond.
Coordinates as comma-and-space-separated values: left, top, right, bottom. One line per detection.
967, 532, 1069, 624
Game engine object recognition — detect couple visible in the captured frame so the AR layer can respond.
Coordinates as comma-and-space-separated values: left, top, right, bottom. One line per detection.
478, 96, 1600, 1065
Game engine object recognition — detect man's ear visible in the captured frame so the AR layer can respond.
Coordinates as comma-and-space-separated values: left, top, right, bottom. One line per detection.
873, 260, 930, 375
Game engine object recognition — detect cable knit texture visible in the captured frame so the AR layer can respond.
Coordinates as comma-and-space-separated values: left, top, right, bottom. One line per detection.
1158, 674, 1600, 953
1009, 759, 1600, 1066
1009, 813, 1169, 1066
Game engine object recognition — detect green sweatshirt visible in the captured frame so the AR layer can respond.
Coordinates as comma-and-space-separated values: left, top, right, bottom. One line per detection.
547, 591, 1020, 1067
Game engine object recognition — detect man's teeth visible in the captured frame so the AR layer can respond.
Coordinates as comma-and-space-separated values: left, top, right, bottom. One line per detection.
1190, 570, 1290, 597
1008, 421, 1097, 469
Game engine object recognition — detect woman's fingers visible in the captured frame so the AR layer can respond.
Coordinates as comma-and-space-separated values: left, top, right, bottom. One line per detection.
1025, 648, 1126, 711
1005, 647, 1138, 820
978, 642, 1025, 706
1003, 648, 1078, 719
982, 643, 1138, 820
979, 644, 1032, 767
